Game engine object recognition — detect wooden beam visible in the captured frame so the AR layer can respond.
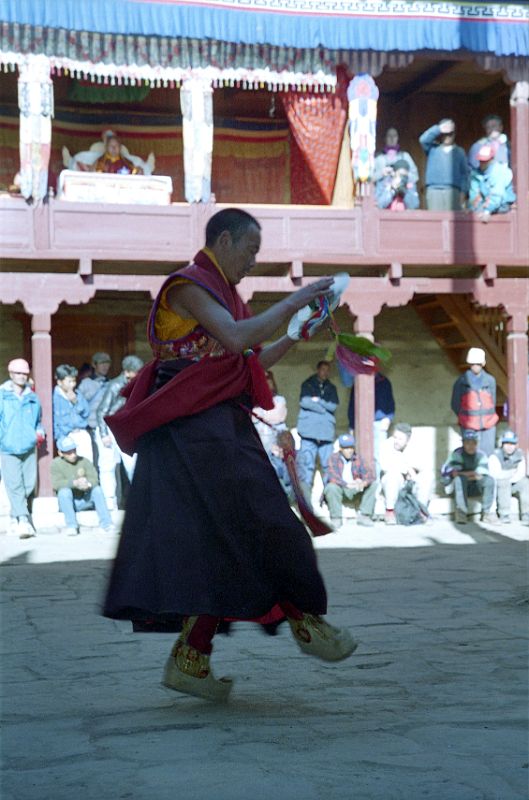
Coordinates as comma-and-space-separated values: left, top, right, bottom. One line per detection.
477, 79, 510, 108
290, 259, 303, 279
389, 262, 402, 283
390, 61, 459, 103
482, 263, 497, 282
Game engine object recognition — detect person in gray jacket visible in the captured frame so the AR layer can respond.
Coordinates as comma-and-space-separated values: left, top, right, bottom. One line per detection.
77, 352, 112, 467
296, 360, 339, 490
95, 355, 144, 510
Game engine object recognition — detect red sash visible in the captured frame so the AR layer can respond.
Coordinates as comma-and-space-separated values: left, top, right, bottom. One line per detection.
106, 251, 273, 454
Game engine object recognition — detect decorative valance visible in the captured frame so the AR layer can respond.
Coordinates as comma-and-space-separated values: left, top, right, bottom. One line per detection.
1, 0, 528, 57
1, 20, 527, 91
0, 24, 337, 90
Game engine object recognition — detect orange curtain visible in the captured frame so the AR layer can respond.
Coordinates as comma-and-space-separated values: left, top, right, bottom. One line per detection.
282, 70, 348, 205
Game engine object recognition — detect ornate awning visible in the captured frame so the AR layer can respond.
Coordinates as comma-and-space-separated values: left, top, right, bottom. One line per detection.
1, 1, 528, 89
2, 0, 529, 56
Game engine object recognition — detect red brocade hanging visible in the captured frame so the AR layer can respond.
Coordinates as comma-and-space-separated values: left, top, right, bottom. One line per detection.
282, 70, 348, 205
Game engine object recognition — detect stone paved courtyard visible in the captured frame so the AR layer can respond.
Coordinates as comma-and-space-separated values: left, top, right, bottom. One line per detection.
1, 518, 528, 800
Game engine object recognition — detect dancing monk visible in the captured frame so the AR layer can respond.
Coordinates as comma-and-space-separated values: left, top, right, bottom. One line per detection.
104, 208, 357, 701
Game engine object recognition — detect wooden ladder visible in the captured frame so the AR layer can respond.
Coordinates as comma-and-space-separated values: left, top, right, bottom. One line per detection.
413, 294, 508, 402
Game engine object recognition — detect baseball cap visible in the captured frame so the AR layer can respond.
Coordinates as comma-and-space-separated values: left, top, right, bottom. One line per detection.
92, 352, 111, 364
58, 436, 77, 452
501, 430, 518, 444
466, 347, 486, 365
462, 430, 479, 441
477, 144, 494, 162
338, 434, 355, 448
440, 119, 455, 133
8, 358, 30, 374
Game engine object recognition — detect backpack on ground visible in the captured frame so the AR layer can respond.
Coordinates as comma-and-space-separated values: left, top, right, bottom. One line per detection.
394, 480, 429, 526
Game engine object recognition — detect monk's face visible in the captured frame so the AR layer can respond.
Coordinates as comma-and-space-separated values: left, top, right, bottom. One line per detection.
217, 225, 261, 285
106, 137, 121, 158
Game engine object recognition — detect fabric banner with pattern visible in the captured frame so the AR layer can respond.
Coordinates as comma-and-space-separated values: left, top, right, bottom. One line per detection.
0, 106, 292, 203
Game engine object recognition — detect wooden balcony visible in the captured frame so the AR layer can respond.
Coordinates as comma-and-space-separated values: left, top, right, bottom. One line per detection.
1, 195, 527, 271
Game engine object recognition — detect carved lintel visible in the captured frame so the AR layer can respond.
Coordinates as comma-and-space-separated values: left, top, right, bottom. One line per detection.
0, 273, 97, 316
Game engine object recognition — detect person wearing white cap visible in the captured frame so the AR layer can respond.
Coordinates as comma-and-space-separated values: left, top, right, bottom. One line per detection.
451, 347, 498, 456
0, 358, 45, 538
468, 144, 516, 222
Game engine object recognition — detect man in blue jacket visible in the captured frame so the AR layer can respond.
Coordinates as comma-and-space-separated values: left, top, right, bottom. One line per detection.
52, 364, 92, 461
419, 119, 468, 210
296, 360, 339, 490
469, 144, 516, 222
0, 358, 44, 538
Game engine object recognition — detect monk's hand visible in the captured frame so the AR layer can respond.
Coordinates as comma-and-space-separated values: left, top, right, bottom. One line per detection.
291, 277, 334, 311
287, 277, 336, 341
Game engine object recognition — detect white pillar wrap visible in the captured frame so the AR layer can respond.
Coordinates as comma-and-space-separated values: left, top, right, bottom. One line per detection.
180, 77, 213, 203
18, 54, 54, 202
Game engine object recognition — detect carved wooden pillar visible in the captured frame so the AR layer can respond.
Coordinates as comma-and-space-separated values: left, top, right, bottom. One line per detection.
505, 309, 528, 456
510, 81, 529, 259
31, 313, 53, 496
353, 314, 375, 472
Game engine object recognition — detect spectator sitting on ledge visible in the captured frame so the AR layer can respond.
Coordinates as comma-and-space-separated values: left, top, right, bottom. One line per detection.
50, 436, 115, 536
324, 433, 377, 530
441, 429, 496, 526
488, 430, 529, 525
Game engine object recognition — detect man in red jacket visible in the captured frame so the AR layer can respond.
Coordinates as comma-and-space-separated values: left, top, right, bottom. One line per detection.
451, 347, 498, 456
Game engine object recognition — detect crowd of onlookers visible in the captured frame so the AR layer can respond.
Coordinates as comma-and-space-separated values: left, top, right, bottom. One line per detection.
0, 352, 143, 538
375, 114, 516, 220
1, 344, 528, 537
252, 348, 529, 530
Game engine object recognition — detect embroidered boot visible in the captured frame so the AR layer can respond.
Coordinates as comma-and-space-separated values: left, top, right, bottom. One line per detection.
287, 614, 358, 662
162, 616, 232, 702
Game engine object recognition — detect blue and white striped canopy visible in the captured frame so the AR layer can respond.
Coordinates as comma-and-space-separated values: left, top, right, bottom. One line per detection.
2, 0, 528, 57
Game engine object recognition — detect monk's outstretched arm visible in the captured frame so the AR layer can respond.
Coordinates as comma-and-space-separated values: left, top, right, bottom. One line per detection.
167, 277, 333, 354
